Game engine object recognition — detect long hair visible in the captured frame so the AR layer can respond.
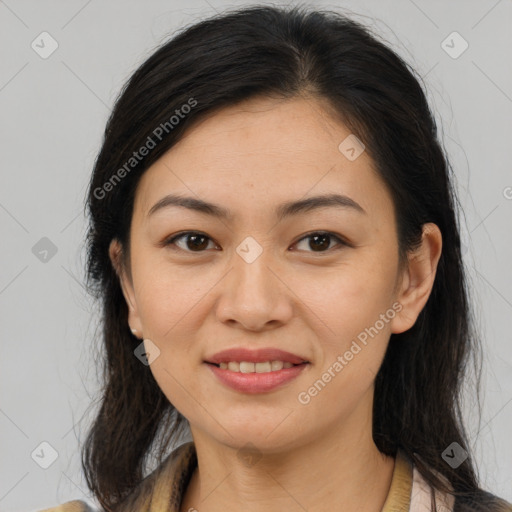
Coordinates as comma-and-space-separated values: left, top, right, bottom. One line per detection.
82, 5, 505, 510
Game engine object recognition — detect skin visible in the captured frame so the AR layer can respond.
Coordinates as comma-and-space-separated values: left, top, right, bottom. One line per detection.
110, 94, 442, 512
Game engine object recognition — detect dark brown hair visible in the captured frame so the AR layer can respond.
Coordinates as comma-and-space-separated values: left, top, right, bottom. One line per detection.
81, 4, 510, 511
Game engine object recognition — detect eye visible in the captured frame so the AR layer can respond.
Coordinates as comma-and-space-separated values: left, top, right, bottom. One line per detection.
292, 231, 348, 253
164, 231, 218, 252
164, 230, 348, 254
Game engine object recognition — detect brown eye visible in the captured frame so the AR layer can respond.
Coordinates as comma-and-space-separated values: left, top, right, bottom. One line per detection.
293, 232, 347, 253
165, 232, 217, 252
164, 230, 347, 255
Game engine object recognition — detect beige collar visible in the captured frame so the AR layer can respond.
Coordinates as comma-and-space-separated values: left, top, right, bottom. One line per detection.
146, 442, 423, 511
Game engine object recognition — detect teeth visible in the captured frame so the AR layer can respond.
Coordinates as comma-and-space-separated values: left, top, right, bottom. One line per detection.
256, 362, 271, 373
240, 362, 254, 373
218, 360, 297, 373
227, 361, 239, 372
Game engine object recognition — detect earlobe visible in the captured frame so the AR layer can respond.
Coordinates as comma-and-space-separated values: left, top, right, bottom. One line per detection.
390, 223, 442, 335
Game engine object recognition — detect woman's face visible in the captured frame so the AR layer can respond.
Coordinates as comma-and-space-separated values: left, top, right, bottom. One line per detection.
112, 95, 431, 452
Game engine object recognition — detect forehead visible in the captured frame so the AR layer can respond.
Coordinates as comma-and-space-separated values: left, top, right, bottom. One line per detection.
167, 95, 356, 165
134, 96, 391, 223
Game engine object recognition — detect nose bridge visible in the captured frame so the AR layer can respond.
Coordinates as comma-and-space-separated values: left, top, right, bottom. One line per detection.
231, 236, 276, 301
216, 236, 291, 328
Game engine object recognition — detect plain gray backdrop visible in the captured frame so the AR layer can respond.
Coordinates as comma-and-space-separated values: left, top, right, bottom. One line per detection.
1, 0, 511, 510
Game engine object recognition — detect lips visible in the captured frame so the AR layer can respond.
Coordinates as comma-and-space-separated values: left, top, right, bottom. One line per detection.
205, 347, 309, 365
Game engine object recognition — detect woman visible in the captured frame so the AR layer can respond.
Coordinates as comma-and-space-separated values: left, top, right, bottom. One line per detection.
42, 4, 511, 512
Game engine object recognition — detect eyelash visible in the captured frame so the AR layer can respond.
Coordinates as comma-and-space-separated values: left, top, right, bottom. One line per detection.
163, 230, 349, 255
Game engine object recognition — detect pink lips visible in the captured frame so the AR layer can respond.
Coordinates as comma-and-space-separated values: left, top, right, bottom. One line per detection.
204, 347, 310, 394
206, 363, 309, 393
205, 347, 308, 365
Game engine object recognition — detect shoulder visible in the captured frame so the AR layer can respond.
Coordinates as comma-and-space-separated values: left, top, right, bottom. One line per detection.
406, 451, 512, 512
453, 489, 512, 511
38, 442, 196, 512
38, 499, 98, 512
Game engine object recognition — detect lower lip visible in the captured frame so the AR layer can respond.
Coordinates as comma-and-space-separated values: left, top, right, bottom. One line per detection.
205, 362, 309, 394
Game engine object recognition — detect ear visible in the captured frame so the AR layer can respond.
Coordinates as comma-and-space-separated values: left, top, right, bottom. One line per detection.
109, 238, 144, 335
390, 223, 443, 334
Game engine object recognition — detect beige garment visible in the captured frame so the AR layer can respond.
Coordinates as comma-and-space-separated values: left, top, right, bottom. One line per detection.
39, 443, 511, 512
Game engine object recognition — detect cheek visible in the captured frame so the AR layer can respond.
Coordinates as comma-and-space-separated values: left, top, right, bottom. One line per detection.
294, 269, 395, 420
292, 258, 396, 340
132, 271, 208, 419
290, 254, 397, 406
130, 257, 218, 415
132, 254, 211, 343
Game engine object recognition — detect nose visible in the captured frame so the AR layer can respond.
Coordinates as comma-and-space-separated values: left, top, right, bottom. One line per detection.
215, 249, 294, 331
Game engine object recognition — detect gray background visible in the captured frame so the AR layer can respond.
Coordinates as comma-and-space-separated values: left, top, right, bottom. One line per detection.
0, 0, 511, 510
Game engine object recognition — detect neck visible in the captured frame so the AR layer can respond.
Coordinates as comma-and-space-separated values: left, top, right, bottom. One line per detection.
180, 393, 395, 512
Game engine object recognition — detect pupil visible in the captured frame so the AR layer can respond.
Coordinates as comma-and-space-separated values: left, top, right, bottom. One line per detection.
310, 233, 330, 251
184, 233, 331, 252
187, 234, 208, 251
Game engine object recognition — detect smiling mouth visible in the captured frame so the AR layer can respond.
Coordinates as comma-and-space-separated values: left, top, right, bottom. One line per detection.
205, 361, 308, 373
205, 359, 310, 394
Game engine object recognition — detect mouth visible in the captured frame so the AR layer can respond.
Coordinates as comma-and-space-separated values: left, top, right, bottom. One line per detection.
203, 347, 310, 393
205, 360, 310, 393
205, 360, 308, 373
205, 347, 309, 367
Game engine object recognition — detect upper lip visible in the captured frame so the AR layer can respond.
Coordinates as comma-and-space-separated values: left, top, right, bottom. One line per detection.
206, 348, 309, 365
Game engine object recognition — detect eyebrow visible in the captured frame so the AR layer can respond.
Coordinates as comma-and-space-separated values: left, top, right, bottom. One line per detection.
147, 192, 366, 221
